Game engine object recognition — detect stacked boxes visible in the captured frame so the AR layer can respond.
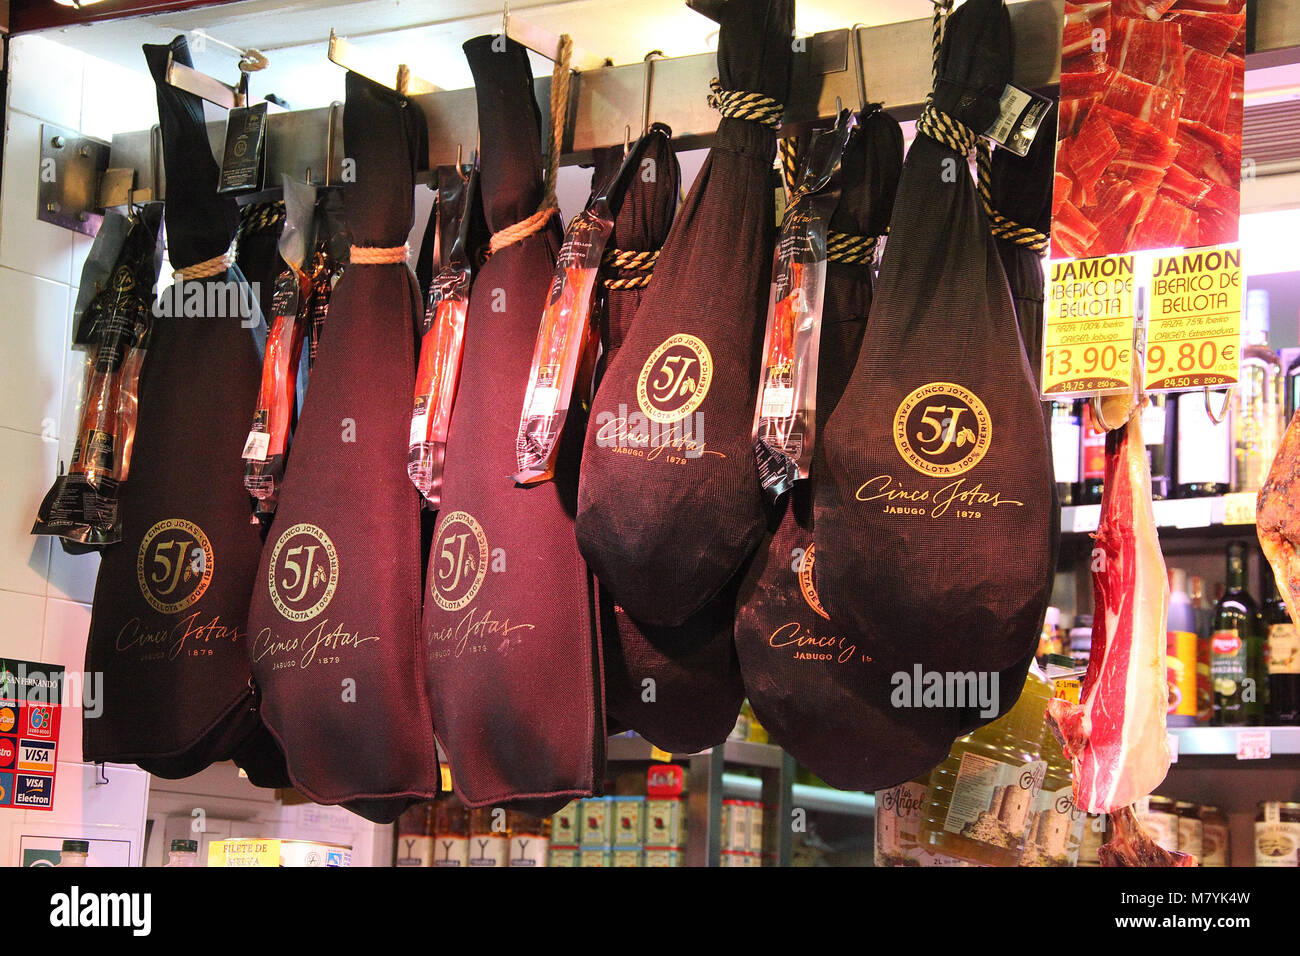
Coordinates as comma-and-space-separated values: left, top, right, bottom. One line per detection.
645, 764, 685, 866
547, 800, 582, 867
720, 799, 764, 867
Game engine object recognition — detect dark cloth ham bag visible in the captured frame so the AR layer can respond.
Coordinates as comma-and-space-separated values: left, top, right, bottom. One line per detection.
83, 37, 279, 780
245, 72, 439, 822
953, 100, 1061, 734
734, 110, 964, 789
815, 0, 1055, 690
586, 136, 746, 753
575, 0, 793, 627
422, 37, 600, 815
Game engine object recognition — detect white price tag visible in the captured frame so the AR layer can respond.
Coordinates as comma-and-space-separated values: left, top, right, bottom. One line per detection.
1236, 729, 1271, 760
1167, 732, 1179, 764
409, 411, 429, 447
761, 386, 794, 419
528, 385, 560, 417
241, 430, 270, 462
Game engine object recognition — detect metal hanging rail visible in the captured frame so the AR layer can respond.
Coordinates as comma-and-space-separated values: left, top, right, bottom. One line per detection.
74, 0, 1300, 207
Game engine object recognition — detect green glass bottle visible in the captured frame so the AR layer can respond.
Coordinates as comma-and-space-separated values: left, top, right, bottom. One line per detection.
1210, 542, 1261, 725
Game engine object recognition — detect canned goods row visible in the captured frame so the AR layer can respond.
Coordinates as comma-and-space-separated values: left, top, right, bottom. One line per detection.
548, 846, 683, 867
559, 796, 685, 847
721, 799, 764, 853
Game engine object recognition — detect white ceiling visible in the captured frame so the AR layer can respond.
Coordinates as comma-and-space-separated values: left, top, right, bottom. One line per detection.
36, 0, 1014, 110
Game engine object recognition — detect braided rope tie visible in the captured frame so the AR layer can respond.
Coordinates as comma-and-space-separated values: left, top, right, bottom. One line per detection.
602, 248, 658, 270
916, 102, 979, 156
974, 145, 1050, 253
707, 78, 783, 128
601, 247, 658, 290
239, 201, 285, 236
349, 244, 409, 265
826, 232, 879, 265
779, 136, 799, 197
931, 0, 953, 88
490, 34, 573, 254
174, 243, 236, 281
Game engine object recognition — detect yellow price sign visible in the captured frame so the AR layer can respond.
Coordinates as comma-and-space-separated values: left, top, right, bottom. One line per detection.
1042, 255, 1136, 396
1145, 246, 1242, 392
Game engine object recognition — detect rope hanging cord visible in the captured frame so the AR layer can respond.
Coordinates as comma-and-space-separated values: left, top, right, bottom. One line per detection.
174, 243, 237, 280
707, 79, 783, 128
921, 0, 1048, 255
489, 34, 573, 254
601, 247, 658, 290
826, 232, 878, 265
975, 141, 1051, 254
349, 243, 410, 265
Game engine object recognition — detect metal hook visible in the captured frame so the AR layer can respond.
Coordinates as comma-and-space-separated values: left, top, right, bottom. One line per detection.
325, 100, 341, 187
623, 124, 631, 158
849, 23, 868, 113
1091, 393, 1128, 431
456, 143, 463, 169
1203, 386, 1232, 425
642, 50, 663, 135
94, 762, 109, 786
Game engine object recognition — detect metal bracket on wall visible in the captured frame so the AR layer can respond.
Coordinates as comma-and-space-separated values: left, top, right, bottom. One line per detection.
37, 123, 154, 237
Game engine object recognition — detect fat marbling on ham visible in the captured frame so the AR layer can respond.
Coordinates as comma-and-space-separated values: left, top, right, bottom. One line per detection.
1047, 394, 1171, 815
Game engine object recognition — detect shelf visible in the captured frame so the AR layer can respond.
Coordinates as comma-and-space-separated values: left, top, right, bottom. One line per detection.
722, 774, 876, 818
1169, 725, 1300, 759
1061, 493, 1257, 537
605, 734, 787, 769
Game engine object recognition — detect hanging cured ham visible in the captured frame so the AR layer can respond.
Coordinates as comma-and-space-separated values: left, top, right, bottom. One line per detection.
575, 0, 794, 627
815, 0, 1055, 682
1047, 394, 1185, 865
422, 36, 601, 815
586, 133, 746, 754
735, 110, 954, 790
245, 71, 440, 822
82, 37, 281, 781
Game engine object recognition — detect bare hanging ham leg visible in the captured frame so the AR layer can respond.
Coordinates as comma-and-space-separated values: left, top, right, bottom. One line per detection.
1258, 409, 1300, 628
1047, 393, 1184, 864
1100, 807, 1196, 867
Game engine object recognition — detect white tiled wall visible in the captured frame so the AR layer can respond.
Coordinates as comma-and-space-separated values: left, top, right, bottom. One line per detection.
0, 33, 158, 850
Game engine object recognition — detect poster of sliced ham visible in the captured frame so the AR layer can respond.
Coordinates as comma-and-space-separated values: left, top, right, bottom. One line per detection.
1052, 0, 1246, 258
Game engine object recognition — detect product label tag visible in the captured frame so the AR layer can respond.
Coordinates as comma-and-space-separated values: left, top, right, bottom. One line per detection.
1237, 729, 1270, 761
984, 84, 1053, 157
1042, 255, 1136, 396
1145, 246, 1242, 392
1222, 491, 1256, 526
218, 102, 268, 194
241, 430, 270, 462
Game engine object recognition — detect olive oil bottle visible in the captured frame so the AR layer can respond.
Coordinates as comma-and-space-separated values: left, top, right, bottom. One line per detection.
917, 668, 1052, 866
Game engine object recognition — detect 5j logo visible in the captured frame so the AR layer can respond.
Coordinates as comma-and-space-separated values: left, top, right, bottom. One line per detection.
430, 511, 489, 613
892, 382, 991, 478
636, 334, 713, 424
137, 519, 214, 614
268, 523, 339, 622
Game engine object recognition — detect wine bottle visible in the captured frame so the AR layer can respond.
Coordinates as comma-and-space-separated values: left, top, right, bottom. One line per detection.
1210, 542, 1261, 726
1049, 401, 1080, 506
1262, 566, 1299, 726
1232, 289, 1283, 494
1080, 400, 1106, 505
1175, 390, 1232, 497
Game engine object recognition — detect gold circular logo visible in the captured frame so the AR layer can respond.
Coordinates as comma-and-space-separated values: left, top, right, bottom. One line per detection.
636, 334, 713, 424
430, 511, 489, 613
892, 382, 991, 478
798, 543, 829, 620
137, 519, 215, 614
268, 523, 339, 622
